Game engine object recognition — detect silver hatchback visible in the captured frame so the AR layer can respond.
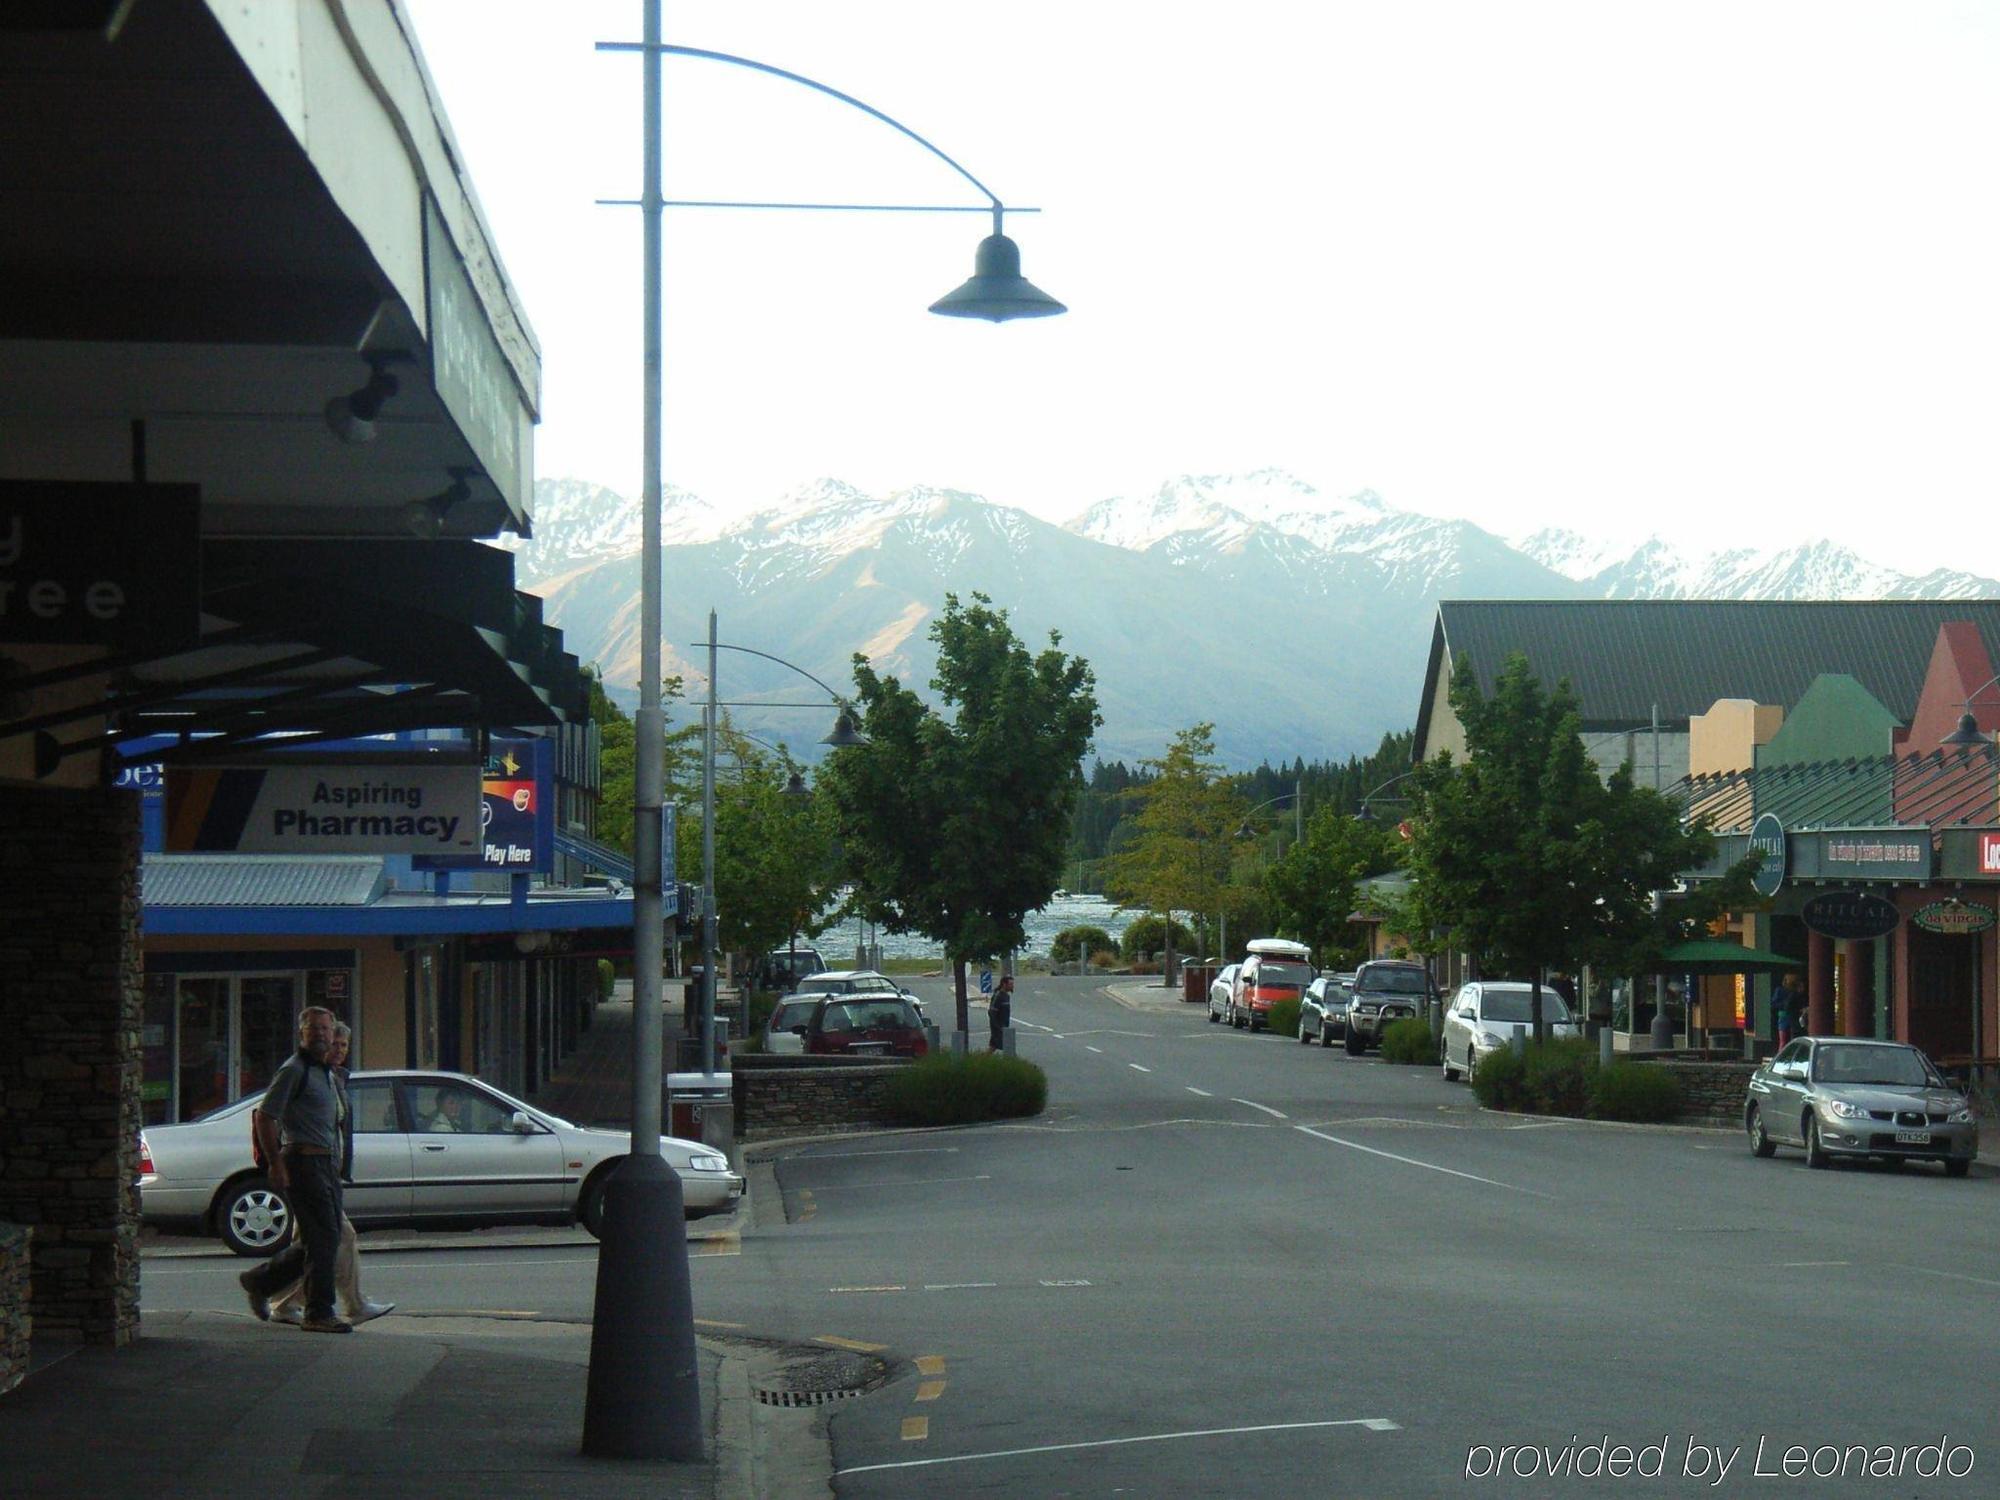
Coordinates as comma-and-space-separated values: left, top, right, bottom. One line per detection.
1745, 1038, 1979, 1176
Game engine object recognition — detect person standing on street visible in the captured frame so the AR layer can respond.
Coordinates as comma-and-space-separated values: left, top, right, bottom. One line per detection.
271, 1023, 394, 1327
1774, 970, 1804, 1047
240, 1006, 351, 1333
989, 974, 1014, 1051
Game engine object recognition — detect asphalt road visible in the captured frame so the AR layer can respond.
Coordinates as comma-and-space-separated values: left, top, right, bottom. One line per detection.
140, 973, 2000, 1497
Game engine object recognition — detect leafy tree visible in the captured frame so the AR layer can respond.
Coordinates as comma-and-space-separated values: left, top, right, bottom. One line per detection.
1262, 806, 1399, 962
1051, 925, 1112, 963
820, 594, 1100, 1039
1404, 653, 1755, 1041
1119, 913, 1197, 961
1104, 725, 1245, 981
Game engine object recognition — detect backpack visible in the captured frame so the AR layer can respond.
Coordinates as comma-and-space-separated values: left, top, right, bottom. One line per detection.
250, 1108, 269, 1169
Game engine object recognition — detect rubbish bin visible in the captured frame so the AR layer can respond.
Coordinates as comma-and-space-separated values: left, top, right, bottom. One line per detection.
667, 1069, 734, 1144
1183, 964, 1216, 1004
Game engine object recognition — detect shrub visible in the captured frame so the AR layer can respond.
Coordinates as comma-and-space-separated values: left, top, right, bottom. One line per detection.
884, 1052, 1048, 1126
1379, 1016, 1437, 1065
1266, 998, 1302, 1037
596, 958, 616, 1001
745, 989, 780, 1037
1120, 914, 1196, 960
1089, 948, 1120, 971
1521, 1036, 1596, 1116
1470, 1043, 1531, 1111
1590, 1062, 1683, 1122
1053, 925, 1113, 963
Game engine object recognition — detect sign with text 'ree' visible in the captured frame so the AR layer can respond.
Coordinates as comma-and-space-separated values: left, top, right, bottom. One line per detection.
1, 480, 200, 647
167, 761, 482, 855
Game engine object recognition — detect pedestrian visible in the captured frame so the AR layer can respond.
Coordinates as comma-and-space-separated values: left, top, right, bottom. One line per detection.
989, 974, 1014, 1051
1774, 970, 1803, 1046
270, 1023, 394, 1327
238, 1006, 352, 1333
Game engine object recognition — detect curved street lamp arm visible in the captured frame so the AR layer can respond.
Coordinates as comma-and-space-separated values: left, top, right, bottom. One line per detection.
705, 641, 849, 705
605, 41, 1006, 230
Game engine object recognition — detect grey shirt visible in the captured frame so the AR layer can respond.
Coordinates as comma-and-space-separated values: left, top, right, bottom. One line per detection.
259, 1051, 343, 1153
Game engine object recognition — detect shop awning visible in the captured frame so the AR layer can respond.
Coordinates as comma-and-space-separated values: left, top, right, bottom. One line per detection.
1646, 938, 1802, 974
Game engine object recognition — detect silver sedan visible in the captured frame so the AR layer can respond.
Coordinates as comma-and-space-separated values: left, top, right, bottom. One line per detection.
139, 1069, 744, 1255
1745, 1038, 1978, 1176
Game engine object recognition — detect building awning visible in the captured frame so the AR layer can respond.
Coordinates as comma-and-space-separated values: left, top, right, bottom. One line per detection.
143, 855, 387, 908
143, 883, 633, 939
1646, 938, 1801, 974
1672, 745, 1998, 835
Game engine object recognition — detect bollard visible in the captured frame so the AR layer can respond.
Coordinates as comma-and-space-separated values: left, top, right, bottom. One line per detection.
1600, 1027, 1614, 1068
952, 1029, 969, 1056
1002, 1026, 1016, 1056
1511, 1023, 1527, 1056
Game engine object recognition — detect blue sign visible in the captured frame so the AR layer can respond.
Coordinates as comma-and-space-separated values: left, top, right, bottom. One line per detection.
979, 968, 993, 995
413, 737, 553, 873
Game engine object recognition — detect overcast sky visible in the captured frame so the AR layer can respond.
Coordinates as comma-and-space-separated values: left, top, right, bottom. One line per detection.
404, 1, 2000, 575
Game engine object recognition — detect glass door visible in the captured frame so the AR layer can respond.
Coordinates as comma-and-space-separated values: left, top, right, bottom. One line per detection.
175, 977, 231, 1122
236, 974, 301, 1101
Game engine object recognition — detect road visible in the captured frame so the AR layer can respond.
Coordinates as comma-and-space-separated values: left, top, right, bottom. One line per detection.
141, 973, 2000, 1497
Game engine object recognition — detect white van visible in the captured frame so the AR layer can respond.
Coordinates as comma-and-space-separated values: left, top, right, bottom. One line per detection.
1228, 938, 1315, 1031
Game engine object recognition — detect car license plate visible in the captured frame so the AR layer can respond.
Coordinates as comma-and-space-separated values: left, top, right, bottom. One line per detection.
1895, 1129, 1931, 1145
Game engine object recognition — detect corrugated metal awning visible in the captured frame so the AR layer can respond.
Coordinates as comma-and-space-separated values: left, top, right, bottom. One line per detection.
142, 855, 387, 908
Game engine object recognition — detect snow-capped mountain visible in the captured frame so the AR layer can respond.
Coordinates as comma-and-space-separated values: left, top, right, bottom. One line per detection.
513, 472, 1999, 768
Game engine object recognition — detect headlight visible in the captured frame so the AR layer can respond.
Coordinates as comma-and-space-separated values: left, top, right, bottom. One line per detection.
1823, 1098, 1870, 1120
1479, 1029, 1512, 1048
688, 1154, 729, 1173
1950, 1107, 1976, 1124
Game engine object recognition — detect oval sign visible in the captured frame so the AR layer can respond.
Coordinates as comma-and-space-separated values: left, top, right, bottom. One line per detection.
1801, 890, 1901, 941
1913, 899, 1996, 936
1748, 813, 1787, 897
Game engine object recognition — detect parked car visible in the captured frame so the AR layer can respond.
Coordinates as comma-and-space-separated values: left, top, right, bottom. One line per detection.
760, 993, 828, 1054
1344, 958, 1436, 1054
758, 945, 828, 992
1228, 939, 1314, 1031
1299, 971, 1356, 1046
1207, 963, 1242, 1024
794, 969, 927, 1022
137, 1070, 744, 1257
803, 994, 930, 1058
1745, 1037, 1978, 1175
1439, 980, 1579, 1080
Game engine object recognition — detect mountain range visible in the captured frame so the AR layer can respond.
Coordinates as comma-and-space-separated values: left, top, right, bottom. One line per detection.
504, 472, 2000, 769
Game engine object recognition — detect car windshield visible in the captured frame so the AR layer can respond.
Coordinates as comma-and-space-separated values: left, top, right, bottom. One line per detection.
824, 1000, 915, 1032
1480, 989, 1572, 1024
1359, 967, 1429, 995
1254, 961, 1313, 988
1813, 1045, 1936, 1087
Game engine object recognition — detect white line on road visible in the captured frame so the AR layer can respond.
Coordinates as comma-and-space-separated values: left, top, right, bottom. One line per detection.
1902, 1265, 2000, 1291
1778, 1261, 1851, 1268
1086, 1046, 1103, 1053
1293, 1126, 1556, 1197
1232, 1099, 1288, 1120
807, 1175, 993, 1192
1129, 1063, 1152, 1073
836, 1417, 1401, 1476
1186, 1086, 1213, 1097
923, 1282, 999, 1290
799, 1147, 961, 1159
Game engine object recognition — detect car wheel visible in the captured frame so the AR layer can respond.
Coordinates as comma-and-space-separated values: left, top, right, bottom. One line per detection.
216, 1174, 292, 1258
1804, 1116, 1829, 1169
1298, 1014, 1312, 1043
577, 1166, 613, 1238
1320, 1020, 1335, 1047
1442, 1043, 1460, 1081
1232, 1007, 1246, 1030
1946, 1158, 1972, 1179
1208, 1004, 1219, 1024
1746, 1104, 1776, 1158
1344, 1030, 1364, 1056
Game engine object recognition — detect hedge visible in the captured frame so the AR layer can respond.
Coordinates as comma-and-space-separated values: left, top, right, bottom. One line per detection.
883, 1052, 1048, 1126
1379, 1017, 1436, 1064
1471, 1038, 1681, 1123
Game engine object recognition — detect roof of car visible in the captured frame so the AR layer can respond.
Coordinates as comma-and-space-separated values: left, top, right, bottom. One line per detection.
1245, 937, 1312, 958
801, 969, 888, 982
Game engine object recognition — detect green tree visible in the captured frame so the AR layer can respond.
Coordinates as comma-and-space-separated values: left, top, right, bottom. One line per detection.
820, 594, 1100, 1039
1104, 724, 1245, 980
1262, 806, 1399, 962
1405, 653, 1753, 1041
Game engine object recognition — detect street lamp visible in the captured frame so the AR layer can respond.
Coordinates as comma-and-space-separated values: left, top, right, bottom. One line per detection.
584, 9, 1058, 1462
1237, 778, 1304, 845
1940, 672, 2000, 746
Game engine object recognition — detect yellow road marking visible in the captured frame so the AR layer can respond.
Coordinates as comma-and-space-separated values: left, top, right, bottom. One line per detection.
690, 1232, 740, 1257
816, 1335, 888, 1352
915, 1380, 946, 1402
901, 1416, 929, 1441
915, 1355, 946, 1376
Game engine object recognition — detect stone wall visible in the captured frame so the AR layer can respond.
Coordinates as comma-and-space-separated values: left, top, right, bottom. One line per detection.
0, 786, 142, 1348
731, 1056, 910, 1140
0, 1222, 28, 1394
1655, 1059, 1759, 1128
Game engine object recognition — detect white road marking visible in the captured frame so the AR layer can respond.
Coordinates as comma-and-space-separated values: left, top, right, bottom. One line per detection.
800, 1147, 961, 1159
1129, 1063, 1152, 1073
1086, 1046, 1103, 1053
1902, 1265, 2000, 1290
1039, 1279, 1091, 1287
1293, 1126, 1556, 1197
1232, 1099, 1289, 1120
837, 1417, 1401, 1476
923, 1282, 998, 1290
1185, 1086, 1213, 1097
808, 1175, 993, 1192
829, 1285, 907, 1293
1779, 1261, 1851, 1268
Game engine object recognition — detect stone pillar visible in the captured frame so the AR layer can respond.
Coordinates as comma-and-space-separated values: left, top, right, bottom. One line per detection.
0, 785, 143, 1348
1807, 930, 1834, 1038
1840, 939, 1869, 1037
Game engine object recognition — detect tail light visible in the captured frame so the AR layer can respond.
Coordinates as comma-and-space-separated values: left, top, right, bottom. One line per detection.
137, 1135, 155, 1176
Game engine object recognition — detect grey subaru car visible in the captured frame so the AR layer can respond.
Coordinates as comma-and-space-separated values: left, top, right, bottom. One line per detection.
1745, 1038, 1978, 1176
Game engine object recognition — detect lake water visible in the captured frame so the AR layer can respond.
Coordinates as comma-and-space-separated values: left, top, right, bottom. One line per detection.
820, 892, 1138, 963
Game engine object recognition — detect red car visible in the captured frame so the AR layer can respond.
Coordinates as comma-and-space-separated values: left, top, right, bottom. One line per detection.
805, 995, 930, 1057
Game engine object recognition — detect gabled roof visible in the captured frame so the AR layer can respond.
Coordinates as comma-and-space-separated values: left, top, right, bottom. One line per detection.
1417, 601, 2000, 752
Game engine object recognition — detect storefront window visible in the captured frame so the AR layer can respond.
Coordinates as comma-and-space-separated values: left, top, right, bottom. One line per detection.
236, 975, 299, 1099
176, 977, 230, 1121
141, 973, 175, 1126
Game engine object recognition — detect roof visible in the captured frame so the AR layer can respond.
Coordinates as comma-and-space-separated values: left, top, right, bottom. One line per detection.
1417, 601, 2000, 751
142, 855, 388, 907
1674, 744, 1998, 833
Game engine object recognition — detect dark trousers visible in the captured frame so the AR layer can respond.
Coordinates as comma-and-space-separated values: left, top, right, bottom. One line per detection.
989, 1011, 1008, 1050
246, 1152, 344, 1319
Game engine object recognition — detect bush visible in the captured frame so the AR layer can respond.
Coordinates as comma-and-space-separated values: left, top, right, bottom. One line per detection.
1089, 949, 1120, 971
1052, 925, 1113, 963
1589, 1062, 1683, 1122
596, 959, 616, 1001
1120, 914, 1196, 960
1521, 1036, 1596, 1117
1379, 1017, 1437, 1064
884, 1052, 1048, 1126
1266, 998, 1302, 1037
1470, 1043, 1531, 1111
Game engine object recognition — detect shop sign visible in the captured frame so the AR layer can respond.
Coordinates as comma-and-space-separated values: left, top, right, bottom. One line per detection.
1748, 813, 1786, 897
1, 480, 200, 647
413, 737, 553, 873
1808, 829, 1933, 882
1800, 890, 1901, 941
166, 759, 482, 855
1913, 900, 1996, 937
1982, 833, 2000, 875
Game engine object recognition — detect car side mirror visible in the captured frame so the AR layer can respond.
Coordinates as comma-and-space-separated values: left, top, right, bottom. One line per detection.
510, 1111, 534, 1134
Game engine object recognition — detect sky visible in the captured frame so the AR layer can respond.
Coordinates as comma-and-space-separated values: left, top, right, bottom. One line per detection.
403, 1, 2000, 576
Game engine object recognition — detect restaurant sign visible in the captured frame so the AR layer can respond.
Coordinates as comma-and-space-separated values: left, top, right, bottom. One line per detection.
1748, 814, 1786, 897
1798, 828, 1933, 883
1913, 900, 1996, 937
1800, 890, 1901, 941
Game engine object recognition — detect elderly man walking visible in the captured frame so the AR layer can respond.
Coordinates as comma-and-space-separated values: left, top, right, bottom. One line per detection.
239, 1006, 352, 1333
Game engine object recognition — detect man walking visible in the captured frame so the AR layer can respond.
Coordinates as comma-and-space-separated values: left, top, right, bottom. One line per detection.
988, 974, 1014, 1051
240, 1006, 351, 1333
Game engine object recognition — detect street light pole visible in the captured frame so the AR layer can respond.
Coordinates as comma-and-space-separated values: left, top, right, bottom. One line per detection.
703, 610, 719, 1075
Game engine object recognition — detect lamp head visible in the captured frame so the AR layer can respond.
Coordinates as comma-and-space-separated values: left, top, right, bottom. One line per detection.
402, 471, 475, 538
929, 231, 1066, 323
1941, 710, 1992, 748
325, 359, 401, 445
783, 771, 811, 800
821, 707, 866, 748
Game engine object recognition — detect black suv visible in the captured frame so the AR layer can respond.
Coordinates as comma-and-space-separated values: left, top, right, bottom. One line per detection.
1344, 959, 1436, 1054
